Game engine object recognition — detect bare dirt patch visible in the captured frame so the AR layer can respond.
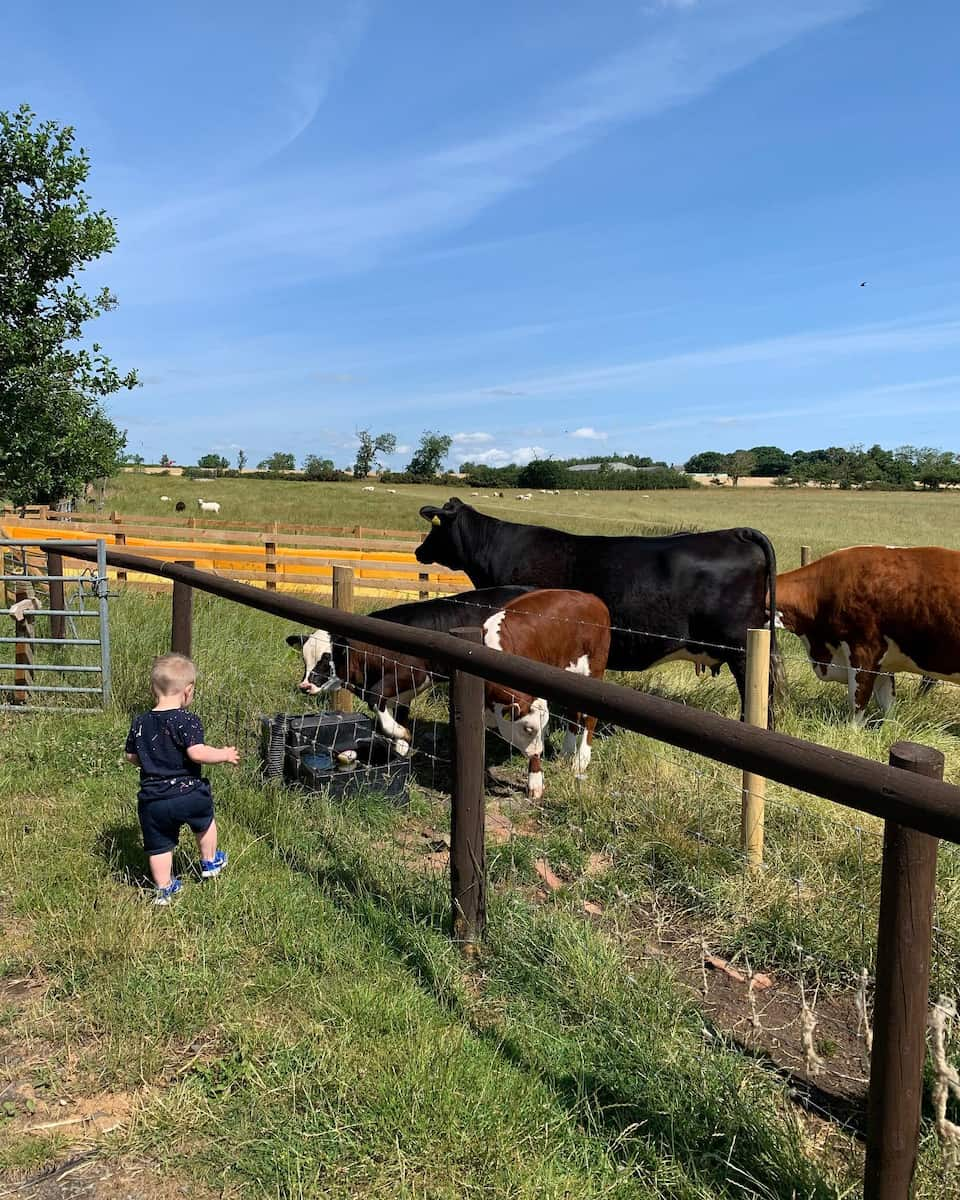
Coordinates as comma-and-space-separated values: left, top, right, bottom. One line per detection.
619, 906, 871, 1126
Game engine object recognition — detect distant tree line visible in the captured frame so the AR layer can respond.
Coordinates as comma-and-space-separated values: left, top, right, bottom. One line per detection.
684, 444, 960, 490
460, 456, 694, 491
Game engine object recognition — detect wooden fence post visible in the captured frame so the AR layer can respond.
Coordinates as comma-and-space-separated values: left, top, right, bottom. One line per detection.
449, 627, 487, 948
13, 587, 34, 704
863, 742, 941, 1200
353, 525, 363, 550
800, 545, 811, 567
418, 571, 429, 600
265, 540, 278, 591
171, 561, 195, 656
46, 550, 65, 641
332, 566, 354, 713
114, 532, 128, 583
740, 627, 770, 870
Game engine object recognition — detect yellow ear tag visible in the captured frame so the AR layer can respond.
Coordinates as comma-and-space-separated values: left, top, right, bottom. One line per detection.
431, 515, 441, 526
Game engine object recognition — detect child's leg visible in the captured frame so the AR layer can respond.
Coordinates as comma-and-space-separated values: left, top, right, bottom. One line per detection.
195, 818, 218, 862
148, 851, 175, 889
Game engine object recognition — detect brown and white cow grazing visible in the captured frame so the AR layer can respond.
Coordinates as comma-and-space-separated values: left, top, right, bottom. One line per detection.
479, 588, 611, 797
775, 545, 960, 721
287, 588, 611, 798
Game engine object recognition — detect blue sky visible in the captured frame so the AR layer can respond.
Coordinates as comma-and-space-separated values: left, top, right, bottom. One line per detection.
6, 1, 959, 470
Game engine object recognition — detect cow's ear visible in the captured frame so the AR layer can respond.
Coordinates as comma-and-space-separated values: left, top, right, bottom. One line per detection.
443, 497, 465, 512
419, 505, 443, 523
285, 634, 309, 648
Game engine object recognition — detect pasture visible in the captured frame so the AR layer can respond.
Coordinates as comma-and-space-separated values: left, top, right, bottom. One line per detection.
3, 479, 960, 1197
106, 470, 960, 568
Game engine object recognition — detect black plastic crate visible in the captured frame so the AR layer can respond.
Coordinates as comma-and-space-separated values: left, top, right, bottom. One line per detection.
259, 712, 411, 804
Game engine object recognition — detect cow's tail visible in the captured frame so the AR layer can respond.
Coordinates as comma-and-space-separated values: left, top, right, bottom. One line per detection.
742, 528, 782, 728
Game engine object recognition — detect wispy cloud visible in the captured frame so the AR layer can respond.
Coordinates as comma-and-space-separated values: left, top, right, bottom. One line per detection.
102, 0, 865, 302
453, 431, 494, 445
463, 313, 960, 401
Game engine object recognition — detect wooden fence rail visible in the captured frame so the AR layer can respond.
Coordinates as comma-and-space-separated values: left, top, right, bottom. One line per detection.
7, 533, 469, 599
3, 506, 422, 542
18, 540, 960, 1200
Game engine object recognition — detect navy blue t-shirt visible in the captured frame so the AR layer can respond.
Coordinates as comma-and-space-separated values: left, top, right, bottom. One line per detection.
125, 708, 206, 802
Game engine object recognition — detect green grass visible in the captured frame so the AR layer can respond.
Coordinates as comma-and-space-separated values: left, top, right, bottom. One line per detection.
102, 470, 960, 570
6, 482, 960, 1195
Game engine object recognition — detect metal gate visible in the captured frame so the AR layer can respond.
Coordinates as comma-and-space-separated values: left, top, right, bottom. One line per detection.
1, 539, 111, 711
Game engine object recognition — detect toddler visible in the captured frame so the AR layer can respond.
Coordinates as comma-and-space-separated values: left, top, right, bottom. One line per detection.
125, 653, 239, 904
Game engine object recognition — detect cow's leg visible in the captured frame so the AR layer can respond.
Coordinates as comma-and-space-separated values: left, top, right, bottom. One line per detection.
374, 688, 418, 756
846, 645, 880, 725
874, 672, 896, 716
527, 751, 544, 800
728, 654, 748, 721
728, 650, 778, 730
571, 715, 596, 777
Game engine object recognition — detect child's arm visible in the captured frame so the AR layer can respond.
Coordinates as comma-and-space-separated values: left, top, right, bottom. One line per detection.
125, 752, 141, 766
186, 744, 240, 766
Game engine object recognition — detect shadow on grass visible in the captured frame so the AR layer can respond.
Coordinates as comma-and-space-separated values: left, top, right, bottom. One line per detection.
235, 809, 835, 1200
95, 822, 147, 886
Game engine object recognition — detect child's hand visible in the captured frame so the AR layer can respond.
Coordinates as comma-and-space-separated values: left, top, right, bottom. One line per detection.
222, 746, 241, 766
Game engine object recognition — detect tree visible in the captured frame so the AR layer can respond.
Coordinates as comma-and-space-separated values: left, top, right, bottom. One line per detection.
127, 452, 145, 471
406, 430, 452, 479
727, 450, 757, 487
257, 451, 296, 472
303, 454, 336, 480
683, 450, 729, 474
159, 453, 172, 467
197, 453, 229, 472
0, 106, 137, 506
915, 448, 959, 491
518, 458, 564, 490
748, 445, 792, 476
354, 429, 396, 477
236, 448, 247, 472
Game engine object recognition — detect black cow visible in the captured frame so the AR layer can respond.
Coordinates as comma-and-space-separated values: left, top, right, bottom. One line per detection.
415, 498, 778, 719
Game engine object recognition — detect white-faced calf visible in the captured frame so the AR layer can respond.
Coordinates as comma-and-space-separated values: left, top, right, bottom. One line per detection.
286, 587, 611, 797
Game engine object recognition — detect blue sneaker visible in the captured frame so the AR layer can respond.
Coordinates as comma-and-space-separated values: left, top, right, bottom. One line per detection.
152, 877, 183, 906
200, 849, 228, 878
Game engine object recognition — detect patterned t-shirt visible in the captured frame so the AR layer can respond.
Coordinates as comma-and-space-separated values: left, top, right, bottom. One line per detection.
125, 709, 206, 801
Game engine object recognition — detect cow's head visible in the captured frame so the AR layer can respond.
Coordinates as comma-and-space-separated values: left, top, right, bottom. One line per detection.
492, 696, 552, 748
485, 691, 549, 756
285, 630, 342, 694
415, 497, 469, 569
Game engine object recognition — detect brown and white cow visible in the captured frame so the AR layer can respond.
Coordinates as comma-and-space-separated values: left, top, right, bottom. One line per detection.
287, 588, 611, 798
774, 545, 960, 722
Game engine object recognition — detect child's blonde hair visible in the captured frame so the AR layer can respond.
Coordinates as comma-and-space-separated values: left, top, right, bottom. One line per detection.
150, 653, 196, 698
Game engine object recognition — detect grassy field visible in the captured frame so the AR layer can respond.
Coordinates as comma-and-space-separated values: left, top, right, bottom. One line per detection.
104, 471, 960, 569
3, 479, 960, 1197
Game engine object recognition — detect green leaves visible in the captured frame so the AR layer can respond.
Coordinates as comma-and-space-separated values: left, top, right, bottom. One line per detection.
0, 104, 137, 506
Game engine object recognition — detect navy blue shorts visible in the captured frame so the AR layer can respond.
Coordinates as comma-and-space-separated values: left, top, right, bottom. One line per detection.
138, 782, 214, 855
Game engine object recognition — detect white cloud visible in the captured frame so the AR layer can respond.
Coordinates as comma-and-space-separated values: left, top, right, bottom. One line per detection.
570, 426, 608, 440
393, 444, 412, 455
453, 431, 494, 445
471, 445, 548, 467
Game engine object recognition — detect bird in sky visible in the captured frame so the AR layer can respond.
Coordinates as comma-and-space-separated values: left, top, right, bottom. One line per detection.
859, 281, 867, 286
